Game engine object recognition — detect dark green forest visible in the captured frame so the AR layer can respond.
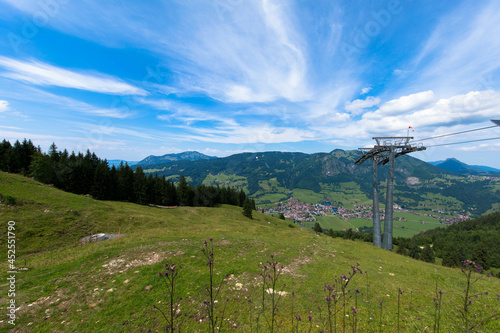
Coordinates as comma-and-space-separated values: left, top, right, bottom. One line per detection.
395, 211, 500, 271
0, 139, 254, 209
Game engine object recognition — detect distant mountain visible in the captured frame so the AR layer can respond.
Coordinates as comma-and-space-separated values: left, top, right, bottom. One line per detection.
135, 151, 216, 166
471, 165, 500, 173
431, 158, 499, 174
107, 160, 139, 167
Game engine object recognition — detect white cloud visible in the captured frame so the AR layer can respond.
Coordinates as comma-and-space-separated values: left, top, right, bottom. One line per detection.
0, 1, 312, 103
361, 87, 372, 95
359, 90, 500, 135
345, 96, 380, 114
458, 142, 500, 152
372, 91, 435, 117
140, 98, 238, 127
0, 56, 146, 96
177, 123, 316, 145
0, 100, 9, 112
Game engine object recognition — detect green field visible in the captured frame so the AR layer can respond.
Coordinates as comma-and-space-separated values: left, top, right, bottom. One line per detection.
320, 182, 373, 208
1, 172, 499, 332
305, 212, 445, 238
202, 173, 248, 191
253, 178, 291, 204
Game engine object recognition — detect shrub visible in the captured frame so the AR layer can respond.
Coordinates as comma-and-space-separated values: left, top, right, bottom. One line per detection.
5, 195, 16, 206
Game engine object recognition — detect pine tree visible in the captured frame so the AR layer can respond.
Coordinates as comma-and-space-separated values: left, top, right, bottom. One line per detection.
134, 166, 147, 204
91, 160, 111, 200
472, 243, 491, 270
420, 244, 435, 263
0, 139, 12, 172
242, 197, 253, 219
238, 189, 246, 207
442, 244, 465, 267
408, 239, 420, 260
177, 175, 193, 206
29, 152, 56, 184
396, 238, 408, 256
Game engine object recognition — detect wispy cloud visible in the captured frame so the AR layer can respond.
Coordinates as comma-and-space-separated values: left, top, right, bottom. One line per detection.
345, 96, 380, 115
0, 81, 135, 119
408, 1, 500, 94
359, 90, 500, 135
0, 56, 147, 96
0, 100, 9, 112
1, 1, 311, 103
176, 123, 316, 145
139, 98, 238, 127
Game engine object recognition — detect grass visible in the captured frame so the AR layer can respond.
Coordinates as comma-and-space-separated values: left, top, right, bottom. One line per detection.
1, 171, 499, 332
309, 211, 443, 238
291, 189, 325, 203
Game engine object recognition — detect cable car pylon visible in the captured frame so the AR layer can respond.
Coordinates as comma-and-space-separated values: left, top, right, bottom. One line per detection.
355, 136, 426, 250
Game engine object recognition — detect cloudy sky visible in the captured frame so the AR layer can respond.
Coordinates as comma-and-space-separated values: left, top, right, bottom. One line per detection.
1, 0, 500, 166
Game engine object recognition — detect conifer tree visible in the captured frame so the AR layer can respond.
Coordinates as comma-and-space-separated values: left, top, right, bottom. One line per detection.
242, 197, 253, 219
29, 152, 56, 184
408, 238, 420, 260
134, 166, 148, 204
472, 243, 491, 270
177, 175, 193, 206
396, 238, 408, 256
420, 244, 435, 263
92, 160, 111, 200
0, 139, 12, 172
238, 189, 246, 207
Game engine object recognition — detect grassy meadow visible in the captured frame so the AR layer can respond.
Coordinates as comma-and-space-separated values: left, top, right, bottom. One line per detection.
1, 172, 499, 332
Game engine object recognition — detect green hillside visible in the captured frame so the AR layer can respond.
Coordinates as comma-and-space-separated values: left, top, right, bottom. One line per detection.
1, 172, 499, 332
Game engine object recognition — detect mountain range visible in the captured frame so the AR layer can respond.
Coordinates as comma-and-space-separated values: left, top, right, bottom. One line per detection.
429, 158, 500, 174
130, 150, 500, 216
134, 151, 215, 166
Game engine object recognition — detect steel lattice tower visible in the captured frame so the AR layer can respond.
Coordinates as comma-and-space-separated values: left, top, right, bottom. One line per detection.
355, 137, 426, 250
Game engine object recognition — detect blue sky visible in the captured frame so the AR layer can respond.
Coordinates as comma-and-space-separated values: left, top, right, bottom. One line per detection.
1, 0, 500, 167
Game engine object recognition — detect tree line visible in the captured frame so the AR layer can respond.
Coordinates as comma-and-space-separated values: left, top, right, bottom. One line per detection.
0, 139, 256, 209
394, 211, 500, 272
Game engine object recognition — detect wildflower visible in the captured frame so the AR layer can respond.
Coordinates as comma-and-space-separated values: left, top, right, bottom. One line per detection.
351, 306, 358, 314
308, 315, 312, 322
296, 315, 302, 321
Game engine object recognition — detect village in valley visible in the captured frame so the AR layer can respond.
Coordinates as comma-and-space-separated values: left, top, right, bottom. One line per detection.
259, 197, 471, 226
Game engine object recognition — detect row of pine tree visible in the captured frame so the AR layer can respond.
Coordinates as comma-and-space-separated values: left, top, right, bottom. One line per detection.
0, 139, 255, 209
